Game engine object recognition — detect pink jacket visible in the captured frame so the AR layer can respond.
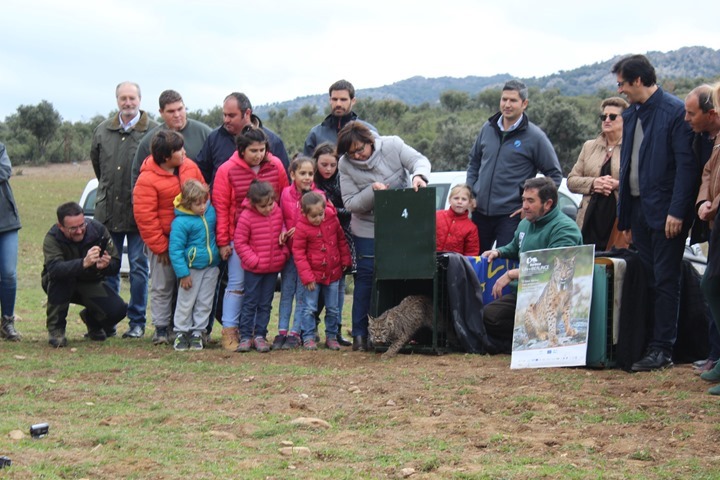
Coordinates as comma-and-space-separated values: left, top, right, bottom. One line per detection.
234, 198, 289, 274
292, 207, 352, 285
212, 151, 288, 247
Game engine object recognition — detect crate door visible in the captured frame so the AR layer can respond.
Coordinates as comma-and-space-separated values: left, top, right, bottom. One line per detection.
374, 188, 436, 280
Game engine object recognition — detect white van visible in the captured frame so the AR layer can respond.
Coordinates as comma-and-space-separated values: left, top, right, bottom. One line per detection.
427, 171, 582, 220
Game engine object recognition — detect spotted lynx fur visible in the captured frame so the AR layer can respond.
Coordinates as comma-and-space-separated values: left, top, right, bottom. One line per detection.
368, 295, 434, 358
524, 255, 577, 346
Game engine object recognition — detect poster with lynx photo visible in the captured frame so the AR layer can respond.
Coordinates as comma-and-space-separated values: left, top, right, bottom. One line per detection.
510, 245, 595, 369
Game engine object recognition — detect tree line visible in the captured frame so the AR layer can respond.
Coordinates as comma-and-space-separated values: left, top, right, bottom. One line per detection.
1, 75, 716, 175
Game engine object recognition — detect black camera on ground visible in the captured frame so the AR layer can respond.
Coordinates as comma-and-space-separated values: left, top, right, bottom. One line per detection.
30, 423, 49, 438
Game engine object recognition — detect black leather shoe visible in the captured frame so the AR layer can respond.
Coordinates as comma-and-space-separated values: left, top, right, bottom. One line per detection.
48, 335, 67, 348
122, 325, 145, 339
104, 327, 117, 338
85, 329, 107, 341
337, 334, 352, 347
631, 349, 673, 372
352, 335, 367, 352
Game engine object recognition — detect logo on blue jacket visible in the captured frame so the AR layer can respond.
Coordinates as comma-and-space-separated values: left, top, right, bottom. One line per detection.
514, 140, 522, 148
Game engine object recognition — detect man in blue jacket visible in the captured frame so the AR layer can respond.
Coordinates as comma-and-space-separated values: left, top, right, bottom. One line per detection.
466, 80, 562, 253
613, 55, 697, 372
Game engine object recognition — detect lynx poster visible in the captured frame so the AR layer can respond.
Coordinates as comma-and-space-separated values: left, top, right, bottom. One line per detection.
510, 245, 595, 369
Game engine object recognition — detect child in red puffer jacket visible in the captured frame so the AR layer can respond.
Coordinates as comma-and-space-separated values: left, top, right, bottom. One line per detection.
292, 192, 351, 351
436, 184, 480, 256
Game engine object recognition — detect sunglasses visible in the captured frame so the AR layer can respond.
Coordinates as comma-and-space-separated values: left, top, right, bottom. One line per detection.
599, 113, 619, 122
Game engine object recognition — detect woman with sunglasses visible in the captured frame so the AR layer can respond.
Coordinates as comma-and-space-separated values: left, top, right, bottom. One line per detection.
568, 97, 629, 250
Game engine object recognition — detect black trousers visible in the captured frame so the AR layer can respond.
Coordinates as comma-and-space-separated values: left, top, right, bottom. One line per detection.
43, 277, 127, 336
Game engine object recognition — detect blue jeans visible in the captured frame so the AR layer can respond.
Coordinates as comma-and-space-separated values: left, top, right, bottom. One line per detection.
221, 244, 244, 329
278, 256, 303, 334
351, 236, 374, 337
0, 229, 19, 318
105, 232, 148, 328
239, 271, 277, 340
304, 280, 340, 341
316, 276, 346, 331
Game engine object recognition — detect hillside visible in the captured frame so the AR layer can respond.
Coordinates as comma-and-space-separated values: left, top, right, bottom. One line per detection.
255, 46, 720, 117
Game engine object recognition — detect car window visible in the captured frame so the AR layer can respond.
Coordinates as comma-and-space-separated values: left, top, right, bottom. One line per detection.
558, 192, 578, 220
432, 184, 451, 210
83, 187, 97, 216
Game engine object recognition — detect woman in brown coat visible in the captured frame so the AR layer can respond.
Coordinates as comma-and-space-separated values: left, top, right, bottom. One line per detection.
567, 97, 628, 250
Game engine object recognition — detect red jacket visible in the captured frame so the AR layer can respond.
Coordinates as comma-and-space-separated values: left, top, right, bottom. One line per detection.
212, 151, 288, 247
279, 183, 333, 251
292, 208, 351, 285
234, 198, 289, 274
435, 208, 480, 256
133, 156, 205, 255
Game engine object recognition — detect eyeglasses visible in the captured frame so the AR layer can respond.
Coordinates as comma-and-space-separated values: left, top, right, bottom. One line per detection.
64, 220, 87, 233
599, 113, 619, 122
616, 80, 627, 88
347, 144, 367, 157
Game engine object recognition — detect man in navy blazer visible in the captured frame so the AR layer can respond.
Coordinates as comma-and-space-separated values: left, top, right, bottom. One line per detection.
613, 54, 697, 372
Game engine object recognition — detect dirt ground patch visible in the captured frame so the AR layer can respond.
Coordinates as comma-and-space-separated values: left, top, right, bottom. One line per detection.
5, 336, 720, 479
5, 161, 720, 478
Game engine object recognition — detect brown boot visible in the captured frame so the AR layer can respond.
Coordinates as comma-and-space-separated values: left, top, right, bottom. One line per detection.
1, 315, 21, 341
221, 327, 240, 351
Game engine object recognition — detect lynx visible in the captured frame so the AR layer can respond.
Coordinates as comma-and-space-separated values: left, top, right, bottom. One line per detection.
524, 255, 577, 346
368, 295, 434, 358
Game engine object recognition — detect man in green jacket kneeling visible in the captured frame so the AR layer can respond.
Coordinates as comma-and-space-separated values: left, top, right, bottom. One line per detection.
481, 177, 583, 352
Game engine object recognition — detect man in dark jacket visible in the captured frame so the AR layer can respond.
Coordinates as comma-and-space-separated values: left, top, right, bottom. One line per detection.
195, 92, 289, 186
303, 79, 377, 157
466, 80, 562, 253
684, 84, 720, 374
42, 202, 127, 348
90, 81, 157, 339
613, 54, 697, 371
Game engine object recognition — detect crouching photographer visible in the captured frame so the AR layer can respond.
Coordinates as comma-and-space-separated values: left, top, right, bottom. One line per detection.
42, 202, 127, 347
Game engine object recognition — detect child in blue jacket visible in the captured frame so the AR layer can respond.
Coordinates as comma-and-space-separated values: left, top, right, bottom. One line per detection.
169, 179, 220, 351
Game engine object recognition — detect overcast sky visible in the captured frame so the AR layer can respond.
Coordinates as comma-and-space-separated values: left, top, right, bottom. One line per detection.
2, 0, 718, 122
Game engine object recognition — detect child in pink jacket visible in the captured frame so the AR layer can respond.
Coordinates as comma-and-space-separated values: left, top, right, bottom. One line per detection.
292, 192, 351, 350
233, 181, 289, 353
